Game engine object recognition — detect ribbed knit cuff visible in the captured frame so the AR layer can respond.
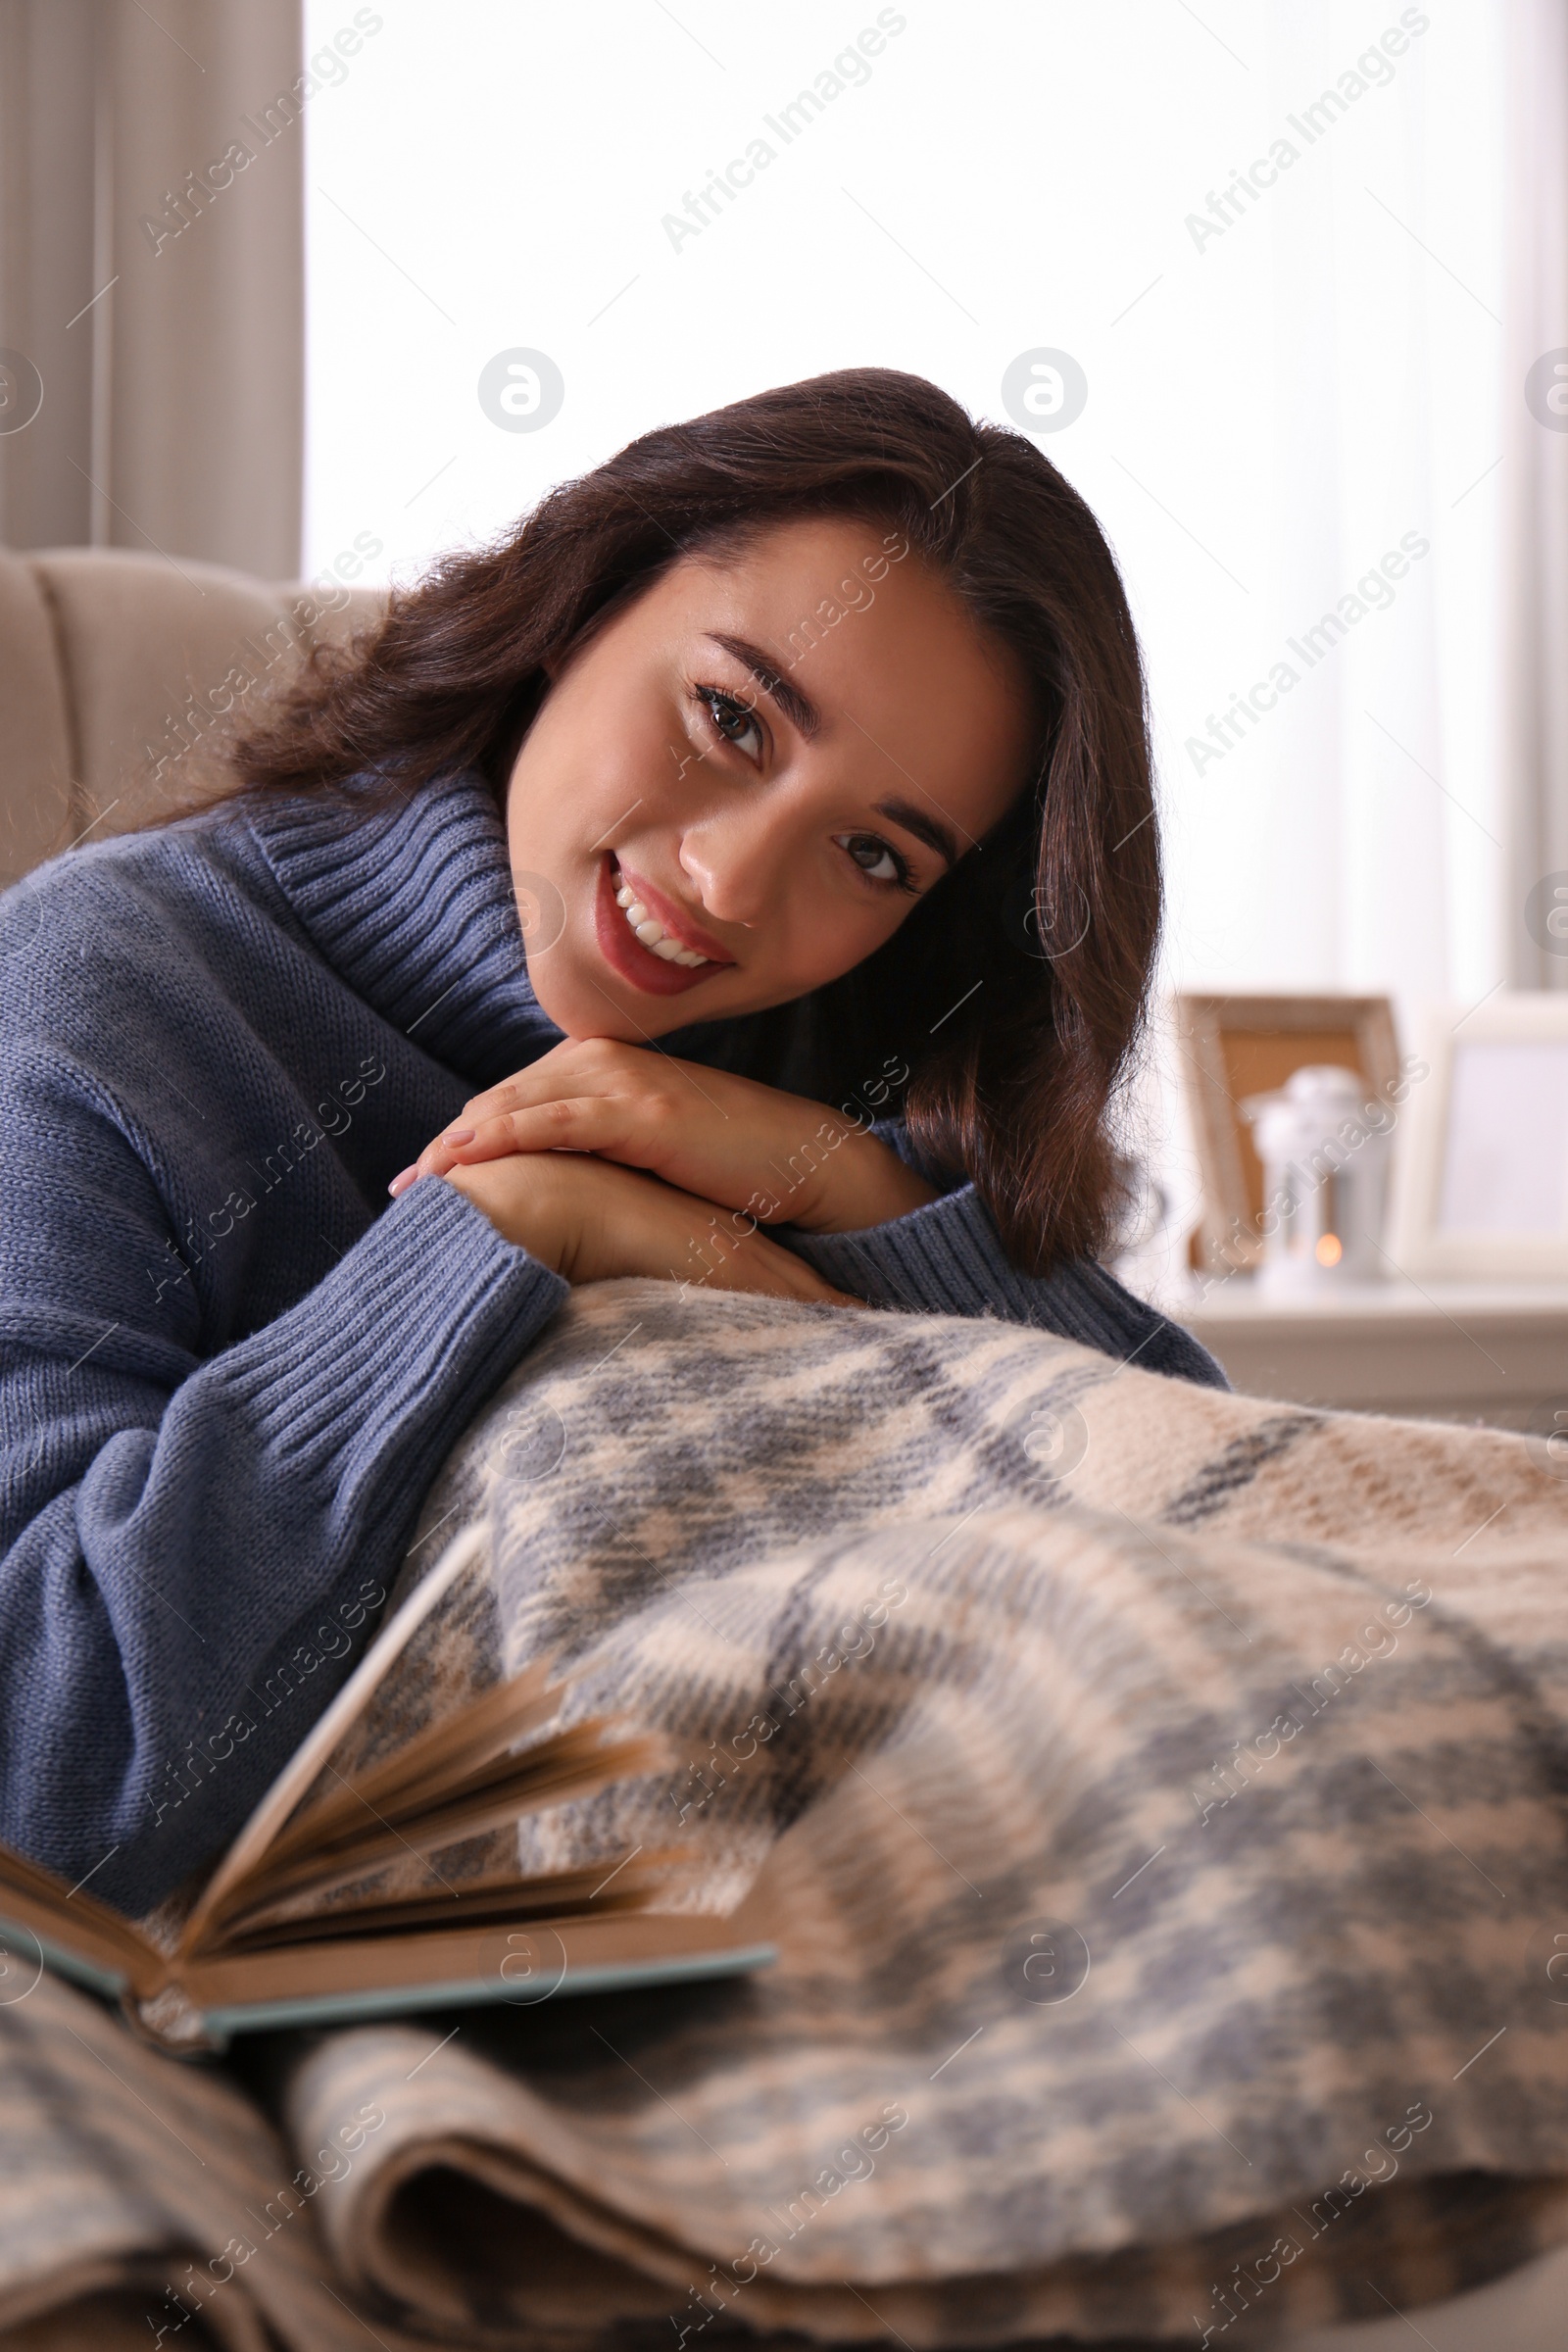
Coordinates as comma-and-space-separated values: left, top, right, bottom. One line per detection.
782, 1183, 1229, 1389
223, 1173, 569, 1535
96, 1176, 569, 1910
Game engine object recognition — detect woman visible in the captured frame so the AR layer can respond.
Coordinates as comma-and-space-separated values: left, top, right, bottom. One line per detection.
0, 369, 1221, 1914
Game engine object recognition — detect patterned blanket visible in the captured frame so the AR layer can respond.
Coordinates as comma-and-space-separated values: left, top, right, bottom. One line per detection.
4, 1280, 1568, 2348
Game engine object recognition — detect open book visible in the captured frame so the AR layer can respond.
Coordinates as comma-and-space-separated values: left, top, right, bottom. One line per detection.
0, 1530, 774, 2052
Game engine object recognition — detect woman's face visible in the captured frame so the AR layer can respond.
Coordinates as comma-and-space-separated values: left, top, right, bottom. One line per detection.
505, 514, 1034, 1041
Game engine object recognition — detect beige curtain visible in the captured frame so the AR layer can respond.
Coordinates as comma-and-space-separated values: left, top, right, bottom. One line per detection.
1503, 0, 1568, 990
0, 0, 302, 576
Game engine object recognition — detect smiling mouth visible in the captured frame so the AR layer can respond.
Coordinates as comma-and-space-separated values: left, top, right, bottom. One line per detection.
592, 855, 735, 997
613, 877, 711, 966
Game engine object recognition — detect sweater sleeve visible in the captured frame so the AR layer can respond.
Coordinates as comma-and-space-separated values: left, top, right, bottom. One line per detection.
0, 1152, 566, 1914
778, 1123, 1228, 1392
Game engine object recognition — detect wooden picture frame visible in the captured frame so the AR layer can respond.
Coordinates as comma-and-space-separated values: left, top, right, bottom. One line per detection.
1389, 994, 1568, 1280
1175, 993, 1401, 1271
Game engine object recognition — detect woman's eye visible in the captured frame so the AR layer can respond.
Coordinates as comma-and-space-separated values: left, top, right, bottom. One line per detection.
834, 832, 913, 891
694, 686, 764, 764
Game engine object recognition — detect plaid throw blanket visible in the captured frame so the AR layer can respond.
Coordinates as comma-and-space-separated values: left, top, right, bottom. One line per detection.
5, 1280, 1568, 2348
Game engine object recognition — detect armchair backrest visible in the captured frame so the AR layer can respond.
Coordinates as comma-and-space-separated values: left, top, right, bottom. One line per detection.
0, 546, 384, 887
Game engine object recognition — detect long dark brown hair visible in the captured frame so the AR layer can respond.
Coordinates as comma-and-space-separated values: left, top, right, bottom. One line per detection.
217, 368, 1158, 1275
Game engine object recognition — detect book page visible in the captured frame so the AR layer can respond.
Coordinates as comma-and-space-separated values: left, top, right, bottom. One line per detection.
180, 1524, 492, 1954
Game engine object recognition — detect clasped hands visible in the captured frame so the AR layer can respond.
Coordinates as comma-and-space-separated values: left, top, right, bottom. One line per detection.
392, 1038, 938, 1306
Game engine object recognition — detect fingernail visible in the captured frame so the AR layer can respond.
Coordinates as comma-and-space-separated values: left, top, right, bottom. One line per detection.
443, 1125, 475, 1147
387, 1165, 418, 1198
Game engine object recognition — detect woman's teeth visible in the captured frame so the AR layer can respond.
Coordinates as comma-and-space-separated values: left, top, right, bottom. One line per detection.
613, 883, 710, 965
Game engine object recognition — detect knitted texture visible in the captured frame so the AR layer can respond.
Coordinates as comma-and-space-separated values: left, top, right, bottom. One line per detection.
0, 771, 1217, 1909
788, 1176, 1223, 1384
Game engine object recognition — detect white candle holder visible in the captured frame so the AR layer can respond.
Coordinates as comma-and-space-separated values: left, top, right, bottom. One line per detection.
1241, 1065, 1392, 1294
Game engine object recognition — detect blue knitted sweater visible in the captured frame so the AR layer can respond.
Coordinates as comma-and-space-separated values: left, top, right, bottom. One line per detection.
0, 772, 1222, 1910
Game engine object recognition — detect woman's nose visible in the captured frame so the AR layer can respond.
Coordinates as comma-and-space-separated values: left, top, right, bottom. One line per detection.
677, 808, 794, 932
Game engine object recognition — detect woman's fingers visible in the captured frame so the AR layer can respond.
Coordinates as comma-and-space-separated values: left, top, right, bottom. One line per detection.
444, 1075, 553, 1132
414, 1042, 895, 1237
402, 1041, 904, 1268
444, 1040, 661, 1139
549, 1155, 864, 1305
415, 1097, 634, 1177
692, 1225, 860, 1306
436, 1044, 773, 1202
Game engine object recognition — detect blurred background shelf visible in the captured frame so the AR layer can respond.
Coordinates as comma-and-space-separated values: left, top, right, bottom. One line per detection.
1175, 1280, 1568, 1430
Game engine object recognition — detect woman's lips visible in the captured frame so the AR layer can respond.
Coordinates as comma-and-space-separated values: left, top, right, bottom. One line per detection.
613, 858, 735, 962
592, 854, 735, 997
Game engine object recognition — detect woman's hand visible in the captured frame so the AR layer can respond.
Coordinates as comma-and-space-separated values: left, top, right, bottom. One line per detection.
400, 1039, 940, 1234
439, 1151, 861, 1304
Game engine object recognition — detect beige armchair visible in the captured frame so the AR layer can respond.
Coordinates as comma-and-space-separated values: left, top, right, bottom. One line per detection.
0, 547, 384, 888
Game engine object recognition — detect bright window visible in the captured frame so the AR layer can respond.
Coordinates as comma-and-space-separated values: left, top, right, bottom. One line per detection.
304, 0, 1505, 1014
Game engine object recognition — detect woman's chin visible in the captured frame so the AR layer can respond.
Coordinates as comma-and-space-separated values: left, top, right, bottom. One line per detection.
528, 956, 703, 1044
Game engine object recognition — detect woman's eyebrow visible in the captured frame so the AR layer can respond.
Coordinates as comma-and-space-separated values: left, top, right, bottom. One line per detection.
872, 798, 959, 869
704, 633, 820, 739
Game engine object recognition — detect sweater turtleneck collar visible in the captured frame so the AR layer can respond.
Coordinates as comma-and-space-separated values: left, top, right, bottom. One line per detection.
241, 770, 565, 1087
